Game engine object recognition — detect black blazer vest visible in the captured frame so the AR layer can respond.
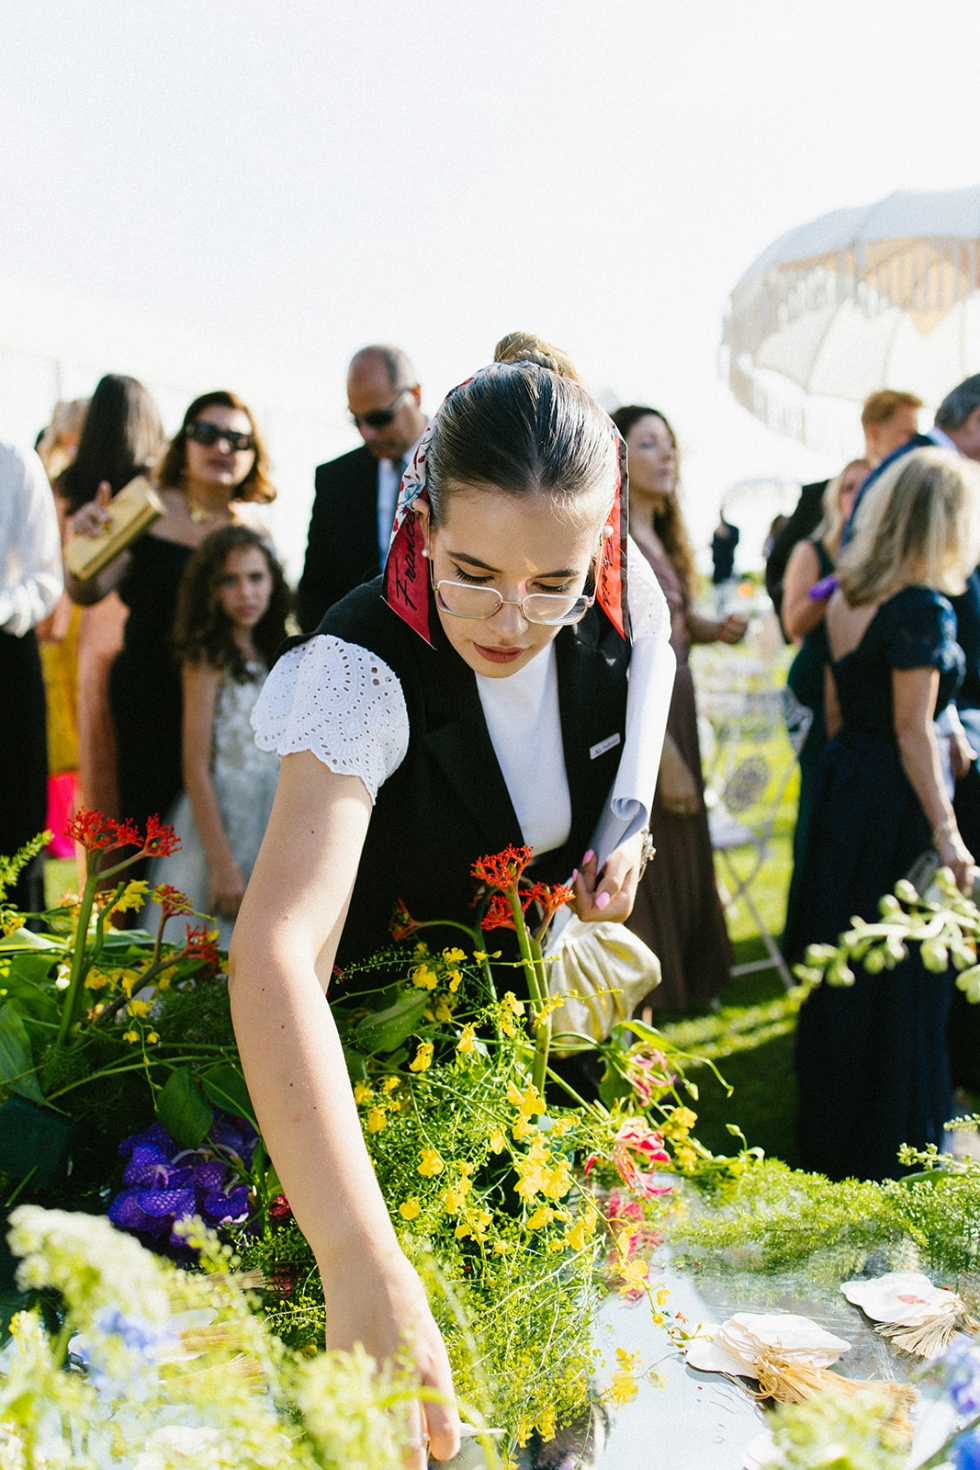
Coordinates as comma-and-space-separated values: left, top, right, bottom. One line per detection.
280, 579, 631, 982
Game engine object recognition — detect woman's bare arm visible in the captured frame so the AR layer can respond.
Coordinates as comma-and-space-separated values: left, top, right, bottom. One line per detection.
782, 540, 827, 641
229, 751, 460, 1465
181, 662, 246, 919
686, 608, 748, 645
892, 667, 973, 890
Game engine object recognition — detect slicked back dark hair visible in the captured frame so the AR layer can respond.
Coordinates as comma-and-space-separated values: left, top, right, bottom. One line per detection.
427, 363, 617, 524
173, 524, 291, 680
58, 374, 164, 514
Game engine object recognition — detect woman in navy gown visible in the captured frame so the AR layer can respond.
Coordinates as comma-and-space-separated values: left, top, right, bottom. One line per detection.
788, 448, 980, 1182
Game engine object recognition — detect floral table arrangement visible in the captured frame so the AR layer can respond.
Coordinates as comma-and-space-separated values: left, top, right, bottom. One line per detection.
8, 822, 980, 1468
0, 819, 742, 1465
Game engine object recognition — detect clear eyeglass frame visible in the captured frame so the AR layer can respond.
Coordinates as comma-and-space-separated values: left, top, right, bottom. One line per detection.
433, 579, 595, 626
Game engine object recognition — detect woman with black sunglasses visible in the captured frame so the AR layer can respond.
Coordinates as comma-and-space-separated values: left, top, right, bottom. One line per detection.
67, 390, 275, 855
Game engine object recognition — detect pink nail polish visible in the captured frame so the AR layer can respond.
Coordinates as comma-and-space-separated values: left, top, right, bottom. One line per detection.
571, 868, 579, 881
595, 891, 611, 911
583, 850, 595, 865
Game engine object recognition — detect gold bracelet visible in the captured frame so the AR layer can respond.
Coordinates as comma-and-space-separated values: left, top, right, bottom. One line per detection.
638, 828, 656, 879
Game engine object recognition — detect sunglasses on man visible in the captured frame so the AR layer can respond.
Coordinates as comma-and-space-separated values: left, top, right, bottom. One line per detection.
350, 386, 414, 430
186, 420, 255, 452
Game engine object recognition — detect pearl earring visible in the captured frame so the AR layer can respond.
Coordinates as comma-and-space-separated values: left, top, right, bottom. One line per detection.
421, 548, 430, 558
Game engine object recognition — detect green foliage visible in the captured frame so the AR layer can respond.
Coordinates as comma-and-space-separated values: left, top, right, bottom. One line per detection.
0, 833, 49, 915
762, 1385, 909, 1469
155, 1066, 214, 1148
795, 865, 980, 995
0, 1004, 46, 1104
672, 1154, 980, 1278
1, 1206, 445, 1470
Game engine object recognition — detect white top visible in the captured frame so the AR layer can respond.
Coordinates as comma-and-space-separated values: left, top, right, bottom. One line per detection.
477, 643, 568, 853
0, 441, 63, 636
252, 540, 673, 859
376, 457, 402, 562
927, 424, 958, 453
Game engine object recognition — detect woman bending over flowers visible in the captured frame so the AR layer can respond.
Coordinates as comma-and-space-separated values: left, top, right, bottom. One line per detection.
230, 336, 675, 1463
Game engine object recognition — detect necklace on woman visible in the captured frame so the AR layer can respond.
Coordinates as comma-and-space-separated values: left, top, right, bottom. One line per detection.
184, 490, 230, 525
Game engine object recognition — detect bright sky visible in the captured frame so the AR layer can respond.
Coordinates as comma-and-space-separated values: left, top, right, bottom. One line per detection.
3, 0, 980, 569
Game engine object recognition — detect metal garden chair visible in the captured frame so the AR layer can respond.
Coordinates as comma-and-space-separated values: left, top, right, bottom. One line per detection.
705, 686, 812, 991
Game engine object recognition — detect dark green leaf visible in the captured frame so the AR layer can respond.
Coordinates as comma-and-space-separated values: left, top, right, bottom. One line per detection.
156, 1067, 213, 1148
201, 1064, 258, 1129
0, 929, 60, 953
353, 989, 429, 1054
5, 953, 58, 987
0, 1003, 46, 1104
343, 1048, 367, 1081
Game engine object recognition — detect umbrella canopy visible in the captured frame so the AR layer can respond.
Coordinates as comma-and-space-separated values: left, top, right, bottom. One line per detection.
723, 186, 980, 444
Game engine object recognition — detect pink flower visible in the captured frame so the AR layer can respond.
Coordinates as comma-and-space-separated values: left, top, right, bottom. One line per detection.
623, 1047, 675, 1107
612, 1120, 672, 1198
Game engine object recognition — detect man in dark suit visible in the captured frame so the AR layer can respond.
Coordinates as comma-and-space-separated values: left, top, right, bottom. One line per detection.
297, 345, 428, 631
765, 389, 922, 629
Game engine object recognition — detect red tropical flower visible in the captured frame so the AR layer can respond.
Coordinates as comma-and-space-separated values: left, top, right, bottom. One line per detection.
390, 898, 420, 941
471, 844, 533, 893
143, 815, 181, 857
66, 808, 181, 860
481, 893, 516, 931
525, 881, 574, 926
183, 924, 222, 976
152, 884, 195, 920
67, 808, 141, 852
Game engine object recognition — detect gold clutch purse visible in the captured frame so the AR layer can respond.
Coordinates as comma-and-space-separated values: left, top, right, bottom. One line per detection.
65, 476, 165, 581
545, 917, 661, 1055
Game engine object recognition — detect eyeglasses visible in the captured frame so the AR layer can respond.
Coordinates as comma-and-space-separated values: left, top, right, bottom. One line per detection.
350, 387, 413, 430
186, 420, 255, 452
434, 579, 595, 626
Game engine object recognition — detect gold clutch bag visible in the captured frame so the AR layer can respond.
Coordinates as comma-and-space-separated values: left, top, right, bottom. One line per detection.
65, 476, 165, 581
545, 917, 661, 1055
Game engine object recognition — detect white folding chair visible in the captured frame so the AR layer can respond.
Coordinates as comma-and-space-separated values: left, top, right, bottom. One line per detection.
705, 687, 811, 991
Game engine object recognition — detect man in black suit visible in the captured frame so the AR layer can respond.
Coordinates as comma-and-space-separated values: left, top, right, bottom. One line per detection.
297, 345, 428, 631
765, 389, 922, 629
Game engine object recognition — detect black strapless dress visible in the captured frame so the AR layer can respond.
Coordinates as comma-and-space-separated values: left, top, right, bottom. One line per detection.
109, 536, 193, 832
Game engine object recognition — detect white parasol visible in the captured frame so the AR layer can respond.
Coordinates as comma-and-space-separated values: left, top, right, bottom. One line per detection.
723, 186, 980, 448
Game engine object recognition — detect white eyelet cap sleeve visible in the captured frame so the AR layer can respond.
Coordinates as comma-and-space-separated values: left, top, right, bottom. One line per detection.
626, 537, 670, 641
250, 635, 410, 803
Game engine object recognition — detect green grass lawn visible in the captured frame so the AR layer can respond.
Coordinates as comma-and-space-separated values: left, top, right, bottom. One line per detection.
657, 641, 803, 1167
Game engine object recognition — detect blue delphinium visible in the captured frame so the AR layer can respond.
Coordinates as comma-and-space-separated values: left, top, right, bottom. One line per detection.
946, 1340, 980, 1417
954, 1430, 980, 1470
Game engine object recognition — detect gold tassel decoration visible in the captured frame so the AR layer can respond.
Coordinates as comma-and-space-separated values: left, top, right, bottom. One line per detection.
746, 1356, 916, 1445
877, 1311, 960, 1358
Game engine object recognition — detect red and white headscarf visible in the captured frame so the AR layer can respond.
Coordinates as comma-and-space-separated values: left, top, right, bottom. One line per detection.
382, 361, 631, 646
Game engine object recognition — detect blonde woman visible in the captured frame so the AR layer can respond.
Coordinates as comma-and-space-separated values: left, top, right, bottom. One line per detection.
788, 448, 980, 1182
